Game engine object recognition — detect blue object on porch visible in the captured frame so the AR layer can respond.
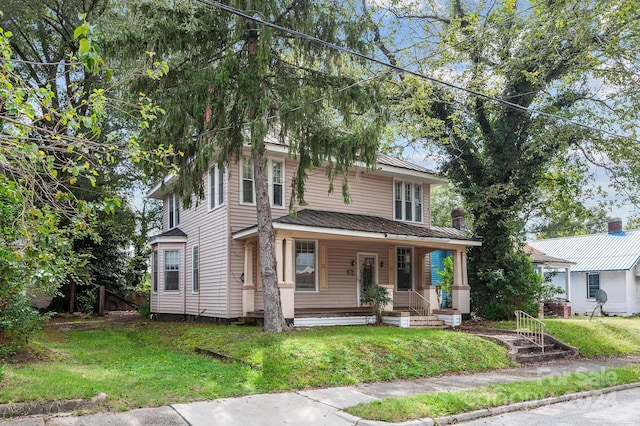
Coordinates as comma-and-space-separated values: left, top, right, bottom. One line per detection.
431, 250, 452, 309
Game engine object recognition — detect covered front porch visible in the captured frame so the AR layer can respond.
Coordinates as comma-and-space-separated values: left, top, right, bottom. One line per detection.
232, 210, 481, 327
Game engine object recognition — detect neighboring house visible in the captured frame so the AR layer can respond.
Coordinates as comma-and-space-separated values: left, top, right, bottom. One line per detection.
524, 244, 575, 299
147, 142, 481, 326
528, 219, 640, 316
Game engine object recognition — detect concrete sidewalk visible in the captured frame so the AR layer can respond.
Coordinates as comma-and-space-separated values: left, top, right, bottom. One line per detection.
4, 356, 640, 426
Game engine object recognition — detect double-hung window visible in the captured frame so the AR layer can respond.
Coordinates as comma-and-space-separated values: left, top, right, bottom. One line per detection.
164, 250, 180, 292
271, 160, 284, 207
587, 273, 600, 299
152, 251, 158, 293
192, 246, 199, 293
240, 157, 285, 207
241, 158, 254, 204
209, 166, 225, 209
168, 194, 180, 229
295, 240, 317, 291
394, 181, 423, 223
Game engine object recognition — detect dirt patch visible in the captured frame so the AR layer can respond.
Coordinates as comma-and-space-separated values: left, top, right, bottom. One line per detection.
49, 311, 143, 331
3, 311, 143, 365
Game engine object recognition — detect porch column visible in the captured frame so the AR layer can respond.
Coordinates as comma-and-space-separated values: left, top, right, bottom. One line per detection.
564, 267, 571, 301
242, 242, 255, 316
278, 237, 295, 319
451, 250, 470, 314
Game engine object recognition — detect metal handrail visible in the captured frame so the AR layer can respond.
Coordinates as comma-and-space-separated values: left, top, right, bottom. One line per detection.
515, 310, 545, 353
408, 290, 431, 317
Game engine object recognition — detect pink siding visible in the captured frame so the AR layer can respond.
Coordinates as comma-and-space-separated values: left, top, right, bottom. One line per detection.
294, 240, 390, 308
153, 149, 439, 318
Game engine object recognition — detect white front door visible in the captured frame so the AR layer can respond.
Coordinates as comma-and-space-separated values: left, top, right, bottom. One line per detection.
357, 252, 378, 306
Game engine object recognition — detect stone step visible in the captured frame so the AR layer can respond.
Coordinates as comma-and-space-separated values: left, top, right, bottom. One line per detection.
515, 349, 575, 364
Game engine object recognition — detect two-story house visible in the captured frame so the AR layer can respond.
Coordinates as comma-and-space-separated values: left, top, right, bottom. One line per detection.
148, 142, 481, 327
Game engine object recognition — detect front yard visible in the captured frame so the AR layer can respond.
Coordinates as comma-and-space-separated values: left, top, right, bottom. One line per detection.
2, 315, 640, 413
0, 316, 509, 411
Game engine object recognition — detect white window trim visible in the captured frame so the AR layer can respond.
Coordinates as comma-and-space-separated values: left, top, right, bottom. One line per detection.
239, 157, 286, 209
152, 250, 158, 294
294, 239, 318, 292
587, 272, 600, 300
208, 165, 225, 211
270, 159, 285, 209
396, 246, 414, 292
393, 179, 423, 224
192, 245, 199, 294
163, 249, 180, 293
168, 194, 180, 229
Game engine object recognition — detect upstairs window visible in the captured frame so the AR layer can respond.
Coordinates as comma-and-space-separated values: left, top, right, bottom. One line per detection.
587, 273, 600, 299
394, 181, 422, 223
241, 158, 254, 204
209, 165, 225, 209
240, 157, 285, 208
271, 160, 284, 207
168, 194, 180, 229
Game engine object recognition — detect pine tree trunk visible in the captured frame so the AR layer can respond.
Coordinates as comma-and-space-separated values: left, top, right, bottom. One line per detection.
252, 147, 287, 332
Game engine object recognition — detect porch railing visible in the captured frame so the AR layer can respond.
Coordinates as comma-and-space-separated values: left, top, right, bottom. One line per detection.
515, 310, 545, 353
408, 290, 431, 317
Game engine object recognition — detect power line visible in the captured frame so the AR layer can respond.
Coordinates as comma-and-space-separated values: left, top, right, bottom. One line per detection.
193, 0, 637, 143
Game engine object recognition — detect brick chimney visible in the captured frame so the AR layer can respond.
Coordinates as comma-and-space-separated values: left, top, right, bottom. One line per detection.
608, 217, 623, 234
451, 208, 466, 231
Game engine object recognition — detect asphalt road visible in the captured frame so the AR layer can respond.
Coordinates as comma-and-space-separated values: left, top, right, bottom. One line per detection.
459, 386, 640, 425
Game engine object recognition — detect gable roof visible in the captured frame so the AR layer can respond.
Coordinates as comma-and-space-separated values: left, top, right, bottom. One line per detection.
233, 209, 481, 247
528, 230, 640, 272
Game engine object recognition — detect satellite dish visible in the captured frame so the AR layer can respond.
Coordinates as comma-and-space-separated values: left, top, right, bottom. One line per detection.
590, 289, 608, 320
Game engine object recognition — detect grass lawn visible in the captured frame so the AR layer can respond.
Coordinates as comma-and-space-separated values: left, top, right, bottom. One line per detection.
494, 316, 640, 357
0, 318, 509, 411
344, 316, 640, 422
345, 364, 640, 422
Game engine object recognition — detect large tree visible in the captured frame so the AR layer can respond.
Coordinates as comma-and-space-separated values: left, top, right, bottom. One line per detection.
365, 0, 640, 318
1, 1, 172, 309
106, 0, 387, 331
0, 12, 169, 347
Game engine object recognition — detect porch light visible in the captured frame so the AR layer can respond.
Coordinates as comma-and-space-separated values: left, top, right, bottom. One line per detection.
380, 261, 384, 268
351, 260, 355, 267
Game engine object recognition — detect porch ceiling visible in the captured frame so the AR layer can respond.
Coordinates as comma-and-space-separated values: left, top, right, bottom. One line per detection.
232, 209, 481, 249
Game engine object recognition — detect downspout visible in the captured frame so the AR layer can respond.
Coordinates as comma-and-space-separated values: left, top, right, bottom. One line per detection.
197, 226, 201, 318
183, 244, 187, 319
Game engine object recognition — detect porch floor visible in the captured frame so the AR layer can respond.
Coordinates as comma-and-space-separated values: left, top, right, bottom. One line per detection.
247, 307, 419, 318
247, 307, 374, 318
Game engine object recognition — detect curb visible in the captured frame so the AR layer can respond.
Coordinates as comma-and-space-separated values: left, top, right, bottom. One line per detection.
353, 382, 640, 426
433, 382, 640, 425
0, 393, 107, 418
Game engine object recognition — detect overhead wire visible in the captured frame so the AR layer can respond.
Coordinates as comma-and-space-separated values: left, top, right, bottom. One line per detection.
192, 0, 637, 143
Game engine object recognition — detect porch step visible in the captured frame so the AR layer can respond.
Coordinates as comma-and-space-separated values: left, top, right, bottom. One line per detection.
409, 315, 447, 328
464, 331, 579, 364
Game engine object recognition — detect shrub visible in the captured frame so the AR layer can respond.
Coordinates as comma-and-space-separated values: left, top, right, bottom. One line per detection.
360, 284, 391, 324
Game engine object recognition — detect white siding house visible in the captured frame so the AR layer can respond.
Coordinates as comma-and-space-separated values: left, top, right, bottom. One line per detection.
528, 221, 640, 316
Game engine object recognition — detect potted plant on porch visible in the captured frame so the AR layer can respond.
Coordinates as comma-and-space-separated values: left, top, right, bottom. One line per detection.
360, 283, 391, 325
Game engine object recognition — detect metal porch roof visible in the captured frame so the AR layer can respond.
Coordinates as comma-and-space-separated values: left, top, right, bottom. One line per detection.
528, 230, 640, 272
